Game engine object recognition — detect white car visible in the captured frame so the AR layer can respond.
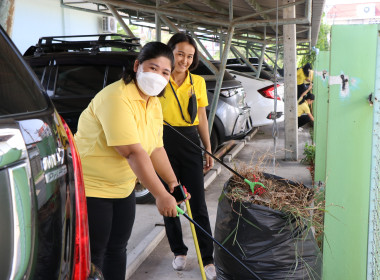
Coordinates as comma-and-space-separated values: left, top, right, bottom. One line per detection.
228, 70, 285, 127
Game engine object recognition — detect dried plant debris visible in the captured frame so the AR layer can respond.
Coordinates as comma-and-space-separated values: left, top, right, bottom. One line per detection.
226, 163, 325, 250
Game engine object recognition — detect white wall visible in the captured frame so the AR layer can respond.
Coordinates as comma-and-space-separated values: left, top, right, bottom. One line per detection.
12, 0, 102, 54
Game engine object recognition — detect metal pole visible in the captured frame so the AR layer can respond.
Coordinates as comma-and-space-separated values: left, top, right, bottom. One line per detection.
256, 27, 266, 78
106, 4, 139, 42
208, 24, 235, 134
155, 0, 161, 42
190, 31, 214, 60
230, 45, 258, 74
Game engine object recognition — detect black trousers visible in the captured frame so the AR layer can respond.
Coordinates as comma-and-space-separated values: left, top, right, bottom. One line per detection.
87, 192, 136, 280
162, 125, 214, 266
298, 114, 312, 128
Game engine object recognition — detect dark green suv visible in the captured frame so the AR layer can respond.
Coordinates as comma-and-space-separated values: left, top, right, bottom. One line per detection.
0, 27, 102, 279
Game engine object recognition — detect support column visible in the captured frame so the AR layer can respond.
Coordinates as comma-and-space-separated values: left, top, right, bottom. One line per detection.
283, 0, 298, 160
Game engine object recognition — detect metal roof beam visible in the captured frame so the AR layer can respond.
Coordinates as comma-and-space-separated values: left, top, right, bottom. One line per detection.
159, 0, 189, 8
241, 0, 277, 33
230, 45, 258, 74
87, 0, 229, 25
159, 14, 220, 75
190, 31, 214, 60
195, 0, 229, 15
208, 24, 235, 135
86, 0, 311, 30
233, 0, 305, 23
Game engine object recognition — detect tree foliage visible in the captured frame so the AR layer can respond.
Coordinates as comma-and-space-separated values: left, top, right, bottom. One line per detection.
299, 13, 331, 67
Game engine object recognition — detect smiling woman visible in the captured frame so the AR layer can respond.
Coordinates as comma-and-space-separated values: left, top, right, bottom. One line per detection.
159, 32, 217, 280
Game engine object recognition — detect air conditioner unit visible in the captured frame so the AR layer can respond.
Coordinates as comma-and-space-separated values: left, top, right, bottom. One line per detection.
102, 17, 117, 33
357, 4, 375, 18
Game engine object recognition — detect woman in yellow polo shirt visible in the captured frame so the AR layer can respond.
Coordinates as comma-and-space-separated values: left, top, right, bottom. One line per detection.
159, 33, 216, 280
298, 92, 315, 128
74, 42, 181, 280
297, 63, 313, 99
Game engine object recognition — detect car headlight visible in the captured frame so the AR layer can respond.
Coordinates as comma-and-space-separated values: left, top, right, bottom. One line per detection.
220, 89, 238, 97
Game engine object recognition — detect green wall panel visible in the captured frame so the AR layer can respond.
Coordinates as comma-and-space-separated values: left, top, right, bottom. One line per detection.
314, 51, 330, 183
322, 24, 377, 280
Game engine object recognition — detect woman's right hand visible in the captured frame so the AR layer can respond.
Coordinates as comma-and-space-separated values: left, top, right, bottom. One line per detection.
155, 192, 178, 217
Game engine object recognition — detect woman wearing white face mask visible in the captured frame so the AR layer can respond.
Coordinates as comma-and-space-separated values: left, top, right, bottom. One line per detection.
74, 42, 184, 280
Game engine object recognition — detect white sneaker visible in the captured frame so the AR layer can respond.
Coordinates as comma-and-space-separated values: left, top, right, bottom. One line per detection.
298, 127, 304, 132
204, 264, 217, 280
172, 255, 187, 271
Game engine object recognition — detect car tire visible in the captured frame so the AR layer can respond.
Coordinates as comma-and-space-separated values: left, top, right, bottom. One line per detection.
210, 128, 219, 153
135, 181, 155, 204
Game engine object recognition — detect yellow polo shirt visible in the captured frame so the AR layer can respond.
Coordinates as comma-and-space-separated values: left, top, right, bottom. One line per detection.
74, 79, 163, 198
297, 68, 308, 85
297, 68, 313, 85
159, 72, 208, 126
298, 102, 311, 117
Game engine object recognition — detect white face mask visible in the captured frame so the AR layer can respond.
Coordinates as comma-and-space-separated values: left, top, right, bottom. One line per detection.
135, 65, 169, 97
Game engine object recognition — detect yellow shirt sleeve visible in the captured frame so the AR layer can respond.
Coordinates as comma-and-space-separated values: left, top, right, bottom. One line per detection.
196, 75, 208, 108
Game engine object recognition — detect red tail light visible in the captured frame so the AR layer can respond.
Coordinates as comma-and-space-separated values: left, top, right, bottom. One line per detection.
60, 116, 91, 280
258, 84, 281, 100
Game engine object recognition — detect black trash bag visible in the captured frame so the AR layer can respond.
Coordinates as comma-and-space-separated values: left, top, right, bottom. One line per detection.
214, 174, 322, 280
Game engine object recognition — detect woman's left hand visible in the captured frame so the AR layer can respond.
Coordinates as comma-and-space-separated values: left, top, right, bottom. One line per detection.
203, 153, 214, 172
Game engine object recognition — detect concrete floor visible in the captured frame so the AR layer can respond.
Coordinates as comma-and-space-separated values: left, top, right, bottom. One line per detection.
127, 122, 313, 279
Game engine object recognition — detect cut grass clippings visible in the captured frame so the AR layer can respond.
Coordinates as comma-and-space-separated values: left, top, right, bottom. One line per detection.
225, 162, 325, 250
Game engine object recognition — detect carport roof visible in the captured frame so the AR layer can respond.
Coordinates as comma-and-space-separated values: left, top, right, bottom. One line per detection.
62, 0, 325, 50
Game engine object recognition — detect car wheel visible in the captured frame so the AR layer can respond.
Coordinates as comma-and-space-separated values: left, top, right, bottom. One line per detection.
135, 181, 155, 204
210, 128, 219, 153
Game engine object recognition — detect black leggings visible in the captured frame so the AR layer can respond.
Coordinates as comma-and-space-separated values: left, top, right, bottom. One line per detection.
87, 192, 136, 280
162, 125, 214, 266
298, 114, 312, 128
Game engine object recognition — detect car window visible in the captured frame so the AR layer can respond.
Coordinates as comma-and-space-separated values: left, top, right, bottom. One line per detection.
55, 65, 106, 97
106, 66, 124, 86
0, 41, 48, 116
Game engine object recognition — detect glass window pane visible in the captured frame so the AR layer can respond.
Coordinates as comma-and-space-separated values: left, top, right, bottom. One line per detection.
55, 65, 106, 97
106, 66, 123, 86
0, 39, 48, 117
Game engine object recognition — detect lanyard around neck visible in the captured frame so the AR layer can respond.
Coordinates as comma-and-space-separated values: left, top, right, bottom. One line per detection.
169, 73, 195, 124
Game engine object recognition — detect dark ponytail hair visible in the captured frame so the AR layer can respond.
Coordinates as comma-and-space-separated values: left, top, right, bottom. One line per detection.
299, 92, 315, 105
122, 41, 174, 85
302, 63, 312, 77
167, 32, 199, 71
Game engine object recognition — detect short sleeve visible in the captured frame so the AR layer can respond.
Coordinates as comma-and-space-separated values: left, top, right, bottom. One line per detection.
95, 95, 140, 147
197, 76, 208, 108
